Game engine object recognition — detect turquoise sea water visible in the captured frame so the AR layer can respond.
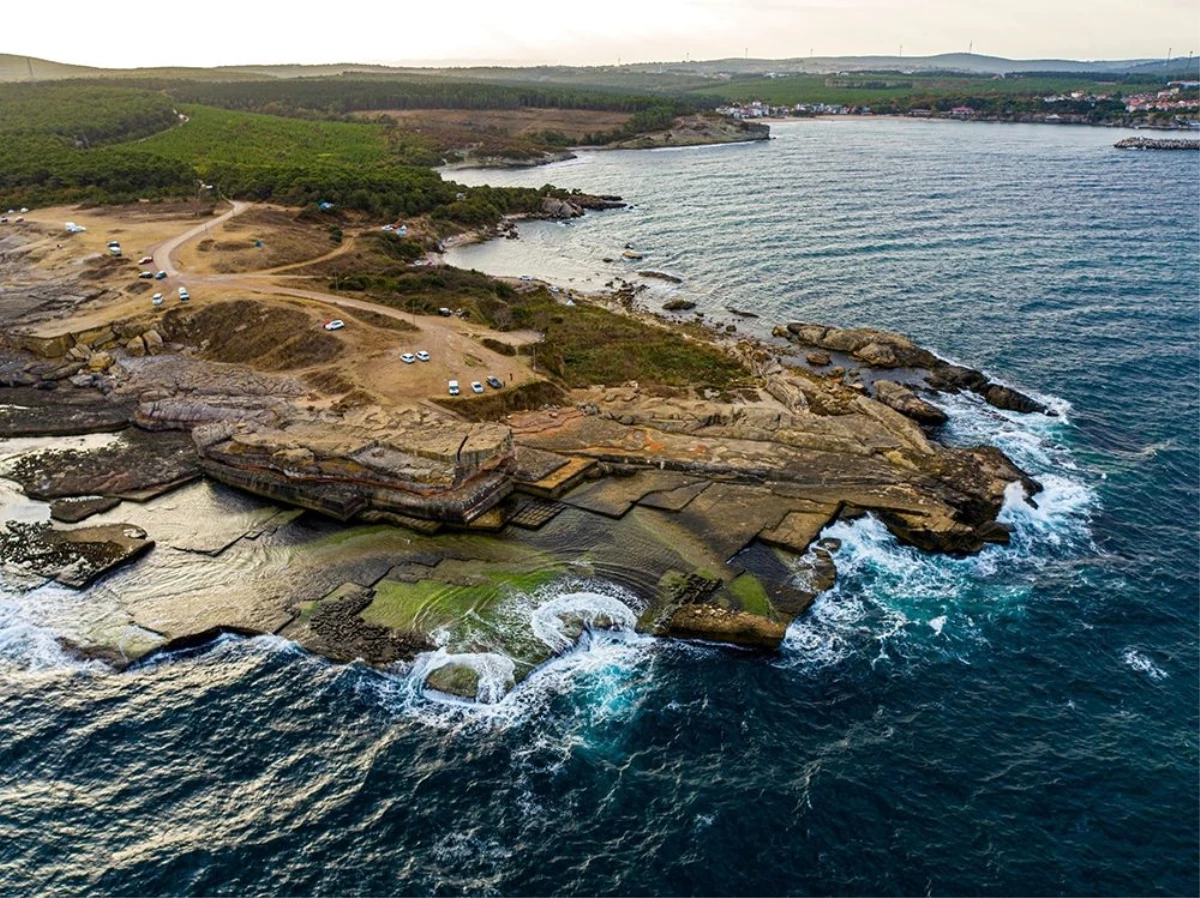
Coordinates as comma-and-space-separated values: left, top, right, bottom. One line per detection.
2, 120, 1197, 895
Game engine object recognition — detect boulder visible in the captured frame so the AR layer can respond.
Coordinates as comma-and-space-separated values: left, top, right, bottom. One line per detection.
425, 663, 481, 699
540, 196, 584, 219
806, 351, 831, 367
764, 375, 809, 413
125, 336, 147, 358
87, 352, 114, 373
662, 298, 696, 312
982, 383, 1050, 415
781, 323, 941, 369
874, 380, 949, 426
926, 364, 989, 393
666, 603, 788, 651
142, 330, 164, 355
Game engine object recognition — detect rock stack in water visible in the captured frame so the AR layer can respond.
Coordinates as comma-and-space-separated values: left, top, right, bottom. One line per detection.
772, 322, 1054, 417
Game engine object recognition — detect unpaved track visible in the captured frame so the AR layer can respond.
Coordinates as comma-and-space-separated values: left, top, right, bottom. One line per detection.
154, 201, 249, 276
159, 202, 532, 390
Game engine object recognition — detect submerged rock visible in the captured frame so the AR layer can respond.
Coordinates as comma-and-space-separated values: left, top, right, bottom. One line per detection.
0, 520, 153, 588
7, 429, 201, 501
662, 298, 697, 312
49, 496, 121, 523
425, 663, 481, 699
981, 383, 1050, 415
308, 586, 432, 664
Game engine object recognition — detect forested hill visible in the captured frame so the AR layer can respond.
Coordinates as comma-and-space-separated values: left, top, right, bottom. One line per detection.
0, 83, 570, 222
0, 83, 179, 145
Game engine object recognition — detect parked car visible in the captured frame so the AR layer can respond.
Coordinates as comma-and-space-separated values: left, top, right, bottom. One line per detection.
437, 307, 453, 317
323, 319, 345, 331
138, 271, 154, 279
178, 289, 189, 302
154, 271, 167, 280
448, 380, 460, 396
400, 353, 416, 364
415, 350, 430, 362
152, 293, 164, 306
138, 256, 153, 265
471, 381, 484, 394
486, 375, 502, 389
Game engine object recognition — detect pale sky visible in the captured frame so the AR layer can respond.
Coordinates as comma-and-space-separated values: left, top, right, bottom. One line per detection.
5, 0, 1196, 69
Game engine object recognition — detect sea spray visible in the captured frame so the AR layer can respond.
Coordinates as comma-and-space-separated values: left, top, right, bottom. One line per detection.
784, 384, 1097, 672
529, 591, 640, 654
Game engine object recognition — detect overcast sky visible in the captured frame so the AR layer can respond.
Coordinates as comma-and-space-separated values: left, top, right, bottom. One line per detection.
5, 0, 1196, 69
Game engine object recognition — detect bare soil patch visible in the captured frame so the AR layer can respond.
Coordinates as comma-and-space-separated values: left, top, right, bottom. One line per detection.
176, 207, 343, 275
362, 108, 632, 141
160, 299, 343, 371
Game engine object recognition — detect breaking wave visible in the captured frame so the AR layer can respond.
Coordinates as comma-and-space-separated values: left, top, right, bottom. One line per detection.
783, 381, 1099, 672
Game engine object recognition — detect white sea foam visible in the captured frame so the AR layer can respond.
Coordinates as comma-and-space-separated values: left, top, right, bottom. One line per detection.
784, 384, 1097, 672
0, 599, 106, 676
1121, 648, 1168, 681
348, 581, 656, 731
415, 650, 517, 705
529, 591, 639, 654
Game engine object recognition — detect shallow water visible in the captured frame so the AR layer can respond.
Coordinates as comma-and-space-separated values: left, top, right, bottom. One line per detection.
2, 120, 1197, 895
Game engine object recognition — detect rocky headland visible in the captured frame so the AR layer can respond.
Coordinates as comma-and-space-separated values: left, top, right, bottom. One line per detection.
0, 203, 1049, 701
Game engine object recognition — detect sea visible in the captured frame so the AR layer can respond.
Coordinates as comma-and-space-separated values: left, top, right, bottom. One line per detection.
1, 119, 1197, 896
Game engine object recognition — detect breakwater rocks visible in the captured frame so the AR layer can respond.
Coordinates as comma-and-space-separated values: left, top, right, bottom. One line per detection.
773, 322, 1053, 416
1114, 137, 1200, 150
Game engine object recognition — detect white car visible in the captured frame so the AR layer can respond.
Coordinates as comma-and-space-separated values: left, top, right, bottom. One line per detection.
177, 286, 188, 297
400, 353, 416, 364
152, 293, 164, 306
415, 350, 430, 362
178, 290, 189, 302
138, 271, 154, 279
323, 319, 345, 331
448, 380, 460, 396
471, 381, 484, 394
138, 256, 153, 265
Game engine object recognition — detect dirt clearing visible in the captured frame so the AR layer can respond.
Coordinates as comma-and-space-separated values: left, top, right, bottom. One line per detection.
361, 108, 633, 141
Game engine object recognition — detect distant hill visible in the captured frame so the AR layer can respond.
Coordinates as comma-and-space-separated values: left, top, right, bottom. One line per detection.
0, 54, 101, 81
1, 51, 1196, 85
0, 54, 414, 83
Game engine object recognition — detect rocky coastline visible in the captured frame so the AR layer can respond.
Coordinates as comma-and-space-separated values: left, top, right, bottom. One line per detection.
0, 203, 1052, 701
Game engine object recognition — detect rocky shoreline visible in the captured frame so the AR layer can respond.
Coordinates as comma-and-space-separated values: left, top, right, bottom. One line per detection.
0, 204, 1052, 700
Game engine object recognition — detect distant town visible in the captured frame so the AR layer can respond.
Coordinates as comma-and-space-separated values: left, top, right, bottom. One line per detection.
716, 80, 1200, 129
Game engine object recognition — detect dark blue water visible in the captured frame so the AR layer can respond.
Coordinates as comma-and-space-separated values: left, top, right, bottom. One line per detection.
3, 121, 1197, 896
